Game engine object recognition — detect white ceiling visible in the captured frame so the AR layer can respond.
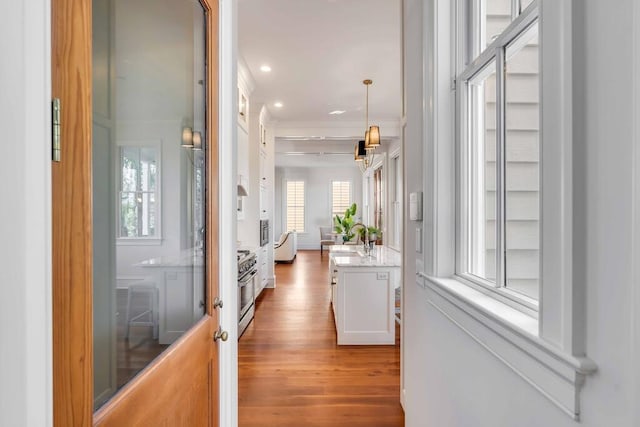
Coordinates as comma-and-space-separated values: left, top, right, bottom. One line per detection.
238, 0, 402, 125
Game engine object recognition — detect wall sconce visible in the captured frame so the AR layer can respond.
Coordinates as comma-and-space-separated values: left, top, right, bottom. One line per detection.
192, 131, 202, 151
182, 127, 204, 151
182, 127, 194, 148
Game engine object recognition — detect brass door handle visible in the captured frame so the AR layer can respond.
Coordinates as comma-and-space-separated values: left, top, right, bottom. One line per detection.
213, 297, 223, 309
214, 326, 229, 342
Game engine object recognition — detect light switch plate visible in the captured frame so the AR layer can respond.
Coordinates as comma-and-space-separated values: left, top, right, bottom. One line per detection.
377, 272, 389, 280
409, 191, 423, 221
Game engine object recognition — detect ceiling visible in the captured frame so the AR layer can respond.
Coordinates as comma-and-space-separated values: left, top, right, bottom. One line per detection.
238, 0, 402, 126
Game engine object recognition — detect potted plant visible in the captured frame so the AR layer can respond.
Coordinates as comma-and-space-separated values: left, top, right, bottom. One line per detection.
366, 226, 381, 243
357, 225, 381, 243
333, 203, 358, 243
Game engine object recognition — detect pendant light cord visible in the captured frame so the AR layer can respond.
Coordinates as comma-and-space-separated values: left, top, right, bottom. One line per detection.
365, 83, 369, 130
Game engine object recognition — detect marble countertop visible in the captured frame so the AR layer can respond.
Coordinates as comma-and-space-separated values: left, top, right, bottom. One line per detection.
329, 245, 402, 268
136, 249, 204, 268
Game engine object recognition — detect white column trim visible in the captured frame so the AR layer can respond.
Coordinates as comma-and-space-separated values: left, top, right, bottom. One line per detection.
218, 0, 238, 426
0, 0, 52, 425
632, 0, 640, 424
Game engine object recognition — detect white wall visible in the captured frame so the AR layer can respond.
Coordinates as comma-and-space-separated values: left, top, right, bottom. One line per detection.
275, 166, 363, 249
114, 0, 204, 279
403, 1, 640, 426
0, 0, 52, 425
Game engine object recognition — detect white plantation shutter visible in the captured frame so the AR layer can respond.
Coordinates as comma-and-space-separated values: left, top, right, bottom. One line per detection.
286, 181, 305, 232
332, 181, 351, 217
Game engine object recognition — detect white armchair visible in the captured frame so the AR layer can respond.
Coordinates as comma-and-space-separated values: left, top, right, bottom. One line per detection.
319, 226, 336, 257
274, 231, 297, 263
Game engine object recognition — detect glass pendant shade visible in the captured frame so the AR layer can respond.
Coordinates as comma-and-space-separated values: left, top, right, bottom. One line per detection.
354, 140, 366, 161
367, 125, 380, 148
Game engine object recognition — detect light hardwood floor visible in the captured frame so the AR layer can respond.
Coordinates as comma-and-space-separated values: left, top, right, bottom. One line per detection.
239, 250, 404, 427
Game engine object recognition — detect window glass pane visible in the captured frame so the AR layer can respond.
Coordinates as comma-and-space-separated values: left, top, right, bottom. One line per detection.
140, 147, 157, 191
118, 147, 158, 238
505, 22, 539, 299
482, 0, 512, 49
92, 0, 207, 410
521, 0, 534, 11
468, 61, 497, 283
120, 192, 138, 237
121, 147, 139, 192
286, 181, 305, 232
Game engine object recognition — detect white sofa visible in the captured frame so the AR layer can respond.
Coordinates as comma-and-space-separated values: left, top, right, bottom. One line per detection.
274, 231, 297, 263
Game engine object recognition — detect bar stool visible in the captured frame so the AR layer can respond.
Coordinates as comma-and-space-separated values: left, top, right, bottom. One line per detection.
125, 282, 158, 340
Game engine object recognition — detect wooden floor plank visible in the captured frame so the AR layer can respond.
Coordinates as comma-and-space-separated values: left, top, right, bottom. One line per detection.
239, 250, 404, 426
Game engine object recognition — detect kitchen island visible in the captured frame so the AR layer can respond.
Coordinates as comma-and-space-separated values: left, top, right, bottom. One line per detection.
329, 245, 401, 345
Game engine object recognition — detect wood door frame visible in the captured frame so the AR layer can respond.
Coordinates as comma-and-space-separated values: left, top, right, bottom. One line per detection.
52, 0, 220, 425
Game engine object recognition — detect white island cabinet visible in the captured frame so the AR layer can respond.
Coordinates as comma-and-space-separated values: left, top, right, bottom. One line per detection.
329, 245, 401, 345
137, 250, 205, 345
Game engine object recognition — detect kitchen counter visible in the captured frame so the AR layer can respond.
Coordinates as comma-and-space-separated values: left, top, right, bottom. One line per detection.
136, 249, 204, 268
330, 245, 401, 268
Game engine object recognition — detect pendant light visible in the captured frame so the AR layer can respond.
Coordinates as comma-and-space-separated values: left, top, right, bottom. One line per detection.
354, 79, 380, 172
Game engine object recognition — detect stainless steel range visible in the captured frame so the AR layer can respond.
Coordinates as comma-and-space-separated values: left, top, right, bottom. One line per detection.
237, 249, 257, 338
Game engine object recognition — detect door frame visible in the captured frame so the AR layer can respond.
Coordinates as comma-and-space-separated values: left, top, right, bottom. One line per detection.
216, 0, 239, 426
50, 0, 236, 425
0, 1, 53, 426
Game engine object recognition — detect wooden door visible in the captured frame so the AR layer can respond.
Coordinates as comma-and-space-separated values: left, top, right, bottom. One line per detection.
51, 0, 221, 425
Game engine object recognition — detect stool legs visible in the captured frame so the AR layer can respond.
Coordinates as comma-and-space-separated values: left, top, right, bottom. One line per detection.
124, 284, 158, 341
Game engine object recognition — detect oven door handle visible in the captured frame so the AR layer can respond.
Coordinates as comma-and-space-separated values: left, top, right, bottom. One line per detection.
238, 270, 257, 285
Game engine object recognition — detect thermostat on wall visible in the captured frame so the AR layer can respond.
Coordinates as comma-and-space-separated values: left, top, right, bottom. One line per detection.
409, 191, 423, 221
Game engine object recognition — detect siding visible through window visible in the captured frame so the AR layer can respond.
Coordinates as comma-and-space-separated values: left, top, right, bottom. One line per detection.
286, 181, 305, 232
459, 0, 540, 302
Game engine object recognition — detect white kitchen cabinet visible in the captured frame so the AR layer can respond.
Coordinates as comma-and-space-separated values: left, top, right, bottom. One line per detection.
259, 149, 268, 188
255, 245, 269, 298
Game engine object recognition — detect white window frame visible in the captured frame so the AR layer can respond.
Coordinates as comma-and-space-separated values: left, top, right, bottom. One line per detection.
285, 179, 305, 233
389, 149, 402, 251
116, 140, 162, 245
417, 0, 596, 419
457, 3, 540, 311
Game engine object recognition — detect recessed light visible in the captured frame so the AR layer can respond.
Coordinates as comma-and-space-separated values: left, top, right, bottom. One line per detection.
329, 110, 346, 115
260, 65, 272, 72
274, 102, 283, 108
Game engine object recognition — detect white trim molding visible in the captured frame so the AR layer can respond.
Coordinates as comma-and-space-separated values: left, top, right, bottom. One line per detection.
218, 0, 239, 426
420, 273, 596, 419
0, 0, 53, 425
633, 0, 640, 423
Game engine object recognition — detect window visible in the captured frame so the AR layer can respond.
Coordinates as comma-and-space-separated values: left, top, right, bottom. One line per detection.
458, 0, 539, 303
118, 145, 160, 239
389, 154, 401, 249
286, 180, 305, 232
417, 0, 595, 416
331, 181, 352, 218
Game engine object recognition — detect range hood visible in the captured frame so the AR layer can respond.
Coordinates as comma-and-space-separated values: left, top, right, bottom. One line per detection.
237, 183, 248, 197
